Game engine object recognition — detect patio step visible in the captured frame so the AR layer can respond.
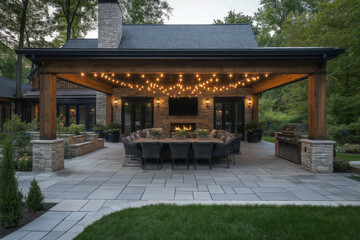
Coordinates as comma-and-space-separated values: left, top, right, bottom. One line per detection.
67, 138, 104, 158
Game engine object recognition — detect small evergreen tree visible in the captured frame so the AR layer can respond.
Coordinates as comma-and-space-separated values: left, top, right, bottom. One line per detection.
26, 179, 44, 212
0, 140, 22, 227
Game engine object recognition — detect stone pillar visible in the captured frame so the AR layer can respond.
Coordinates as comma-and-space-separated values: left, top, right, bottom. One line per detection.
32, 139, 65, 173
299, 139, 335, 173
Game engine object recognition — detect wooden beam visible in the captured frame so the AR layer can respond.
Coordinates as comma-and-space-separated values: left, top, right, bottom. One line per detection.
252, 74, 309, 94
106, 94, 112, 126
56, 74, 113, 94
40, 73, 57, 140
42, 59, 320, 74
252, 95, 259, 124
308, 73, 327, 140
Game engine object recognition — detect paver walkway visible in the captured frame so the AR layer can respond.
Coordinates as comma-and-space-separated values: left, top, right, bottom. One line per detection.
4, 141, 360, 240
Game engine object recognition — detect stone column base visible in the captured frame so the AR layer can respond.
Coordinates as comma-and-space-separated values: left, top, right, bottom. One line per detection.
299, 139, 335, 173
32, 139, 65, 173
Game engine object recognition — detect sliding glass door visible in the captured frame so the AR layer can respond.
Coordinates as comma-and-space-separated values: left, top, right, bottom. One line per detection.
214, 97, 245, 136
121, 97, 154, 134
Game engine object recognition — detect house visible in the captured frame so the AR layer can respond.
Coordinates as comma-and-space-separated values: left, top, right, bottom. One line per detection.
16, 0, 344, 173
0, 77, 33, 127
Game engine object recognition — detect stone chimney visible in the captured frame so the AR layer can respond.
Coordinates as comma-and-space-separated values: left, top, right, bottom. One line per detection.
98, 0, 122, 48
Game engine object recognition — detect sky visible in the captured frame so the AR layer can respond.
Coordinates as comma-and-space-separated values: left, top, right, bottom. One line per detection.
85, 0, 261, 38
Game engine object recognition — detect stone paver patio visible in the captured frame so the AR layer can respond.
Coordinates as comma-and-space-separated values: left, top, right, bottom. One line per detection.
5, 141, 360, 240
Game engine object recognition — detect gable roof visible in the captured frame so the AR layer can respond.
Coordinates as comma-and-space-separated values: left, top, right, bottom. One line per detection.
0, 77, 31, 99
63, 24, 259, 49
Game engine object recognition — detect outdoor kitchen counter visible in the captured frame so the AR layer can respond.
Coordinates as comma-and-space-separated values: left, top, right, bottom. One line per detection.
133, 138, 224, 144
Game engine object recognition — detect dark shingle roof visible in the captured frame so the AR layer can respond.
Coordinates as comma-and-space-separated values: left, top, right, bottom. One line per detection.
0, 77, 31, 99
62, 24, 259, 49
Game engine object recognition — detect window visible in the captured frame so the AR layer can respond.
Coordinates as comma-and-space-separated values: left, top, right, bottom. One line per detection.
121, 97, 154, 133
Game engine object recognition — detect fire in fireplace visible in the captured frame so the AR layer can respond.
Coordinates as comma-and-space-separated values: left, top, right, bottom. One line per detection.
170, 123, 196, 132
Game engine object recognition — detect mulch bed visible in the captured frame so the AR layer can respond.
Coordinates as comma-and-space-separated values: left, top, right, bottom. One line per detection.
0, 203, 56, 239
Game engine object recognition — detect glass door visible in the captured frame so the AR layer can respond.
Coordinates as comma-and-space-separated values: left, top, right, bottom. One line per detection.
121, 98, 154, 134
214, 97, 245, 136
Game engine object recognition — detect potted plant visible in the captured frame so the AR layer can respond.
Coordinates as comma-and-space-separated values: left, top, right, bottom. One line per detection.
245, 122, 258, 143
195, 129, 210, 139
150, 130, 163, 140
256, 121, 264, 142
174, 129, 189, 139
93, 124, 105, 138
104, 123, 122, 143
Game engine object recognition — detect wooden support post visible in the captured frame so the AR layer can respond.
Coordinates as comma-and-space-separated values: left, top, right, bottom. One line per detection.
252, 95, 259, 124
40, 73, 57, 140
106, 94, 113, 126
308, 72, 327, 140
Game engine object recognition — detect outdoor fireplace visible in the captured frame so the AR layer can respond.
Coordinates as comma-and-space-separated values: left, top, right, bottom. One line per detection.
170, 123, 196, 133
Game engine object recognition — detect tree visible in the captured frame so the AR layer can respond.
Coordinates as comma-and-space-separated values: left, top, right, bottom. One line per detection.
0, 0, 53, 112
50, 0, 98, 45
26, 179, 44, 212
120, 0, 172, 24
254, 0, 327, 46
0, 140, 23, 228
213, 10, 258, 36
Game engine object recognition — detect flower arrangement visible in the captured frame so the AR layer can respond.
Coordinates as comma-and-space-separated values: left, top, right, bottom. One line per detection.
150, 130, 163, 139
195, 129, 210, 139
175, 129, 189, 139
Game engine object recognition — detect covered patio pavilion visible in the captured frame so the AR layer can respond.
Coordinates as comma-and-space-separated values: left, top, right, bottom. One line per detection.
17, 46, 344, 173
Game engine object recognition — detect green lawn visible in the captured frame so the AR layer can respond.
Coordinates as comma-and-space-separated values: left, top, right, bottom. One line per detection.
75, 204, 360, 240
337, 152, 360, 161
262, 136, 275, 143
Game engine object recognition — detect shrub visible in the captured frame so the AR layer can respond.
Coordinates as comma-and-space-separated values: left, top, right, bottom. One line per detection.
15, 153, 32, 171
26, 179, 44, 212
2, 115, 38, 157
68, 124, 86, 135
245, 122, 258, 133
328, 121, 360, 144
333, 157, 350, 172
93, 124, 105, 131
150, 130, 163, 139
0, 139, 22, 227
338, 144, 360, 153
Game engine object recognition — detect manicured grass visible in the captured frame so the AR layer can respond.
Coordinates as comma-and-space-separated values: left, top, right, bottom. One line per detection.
337, 152, 360, 161
75, 204, 360, 240
350, 175, 360, 182
262, 136, 275, 143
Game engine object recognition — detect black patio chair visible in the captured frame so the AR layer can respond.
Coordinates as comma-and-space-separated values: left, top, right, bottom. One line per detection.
141, 142, 163, 170
232, 136, 242, 164
212, 138, 237, 168
122, 137, 142, 167
169, 142, 191, 170
192, 142, 214, 170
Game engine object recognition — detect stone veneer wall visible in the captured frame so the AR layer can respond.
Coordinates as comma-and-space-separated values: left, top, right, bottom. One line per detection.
96, 92, 107, 125
112, 87, 253, 133
300, 139, 335, 173
32, 139, 65, 173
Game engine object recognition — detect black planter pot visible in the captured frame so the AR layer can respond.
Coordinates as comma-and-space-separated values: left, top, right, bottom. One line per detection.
247, 132, 258, 143
107, 131, 120, 143
256, 130, 263, 142
94, 130, 104, 138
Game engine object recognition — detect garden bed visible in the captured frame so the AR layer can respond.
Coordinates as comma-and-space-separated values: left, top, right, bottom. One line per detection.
0, 203, 55, 239
75, 204, 360, 240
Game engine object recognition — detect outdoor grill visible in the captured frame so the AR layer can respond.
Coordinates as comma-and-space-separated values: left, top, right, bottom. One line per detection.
276, 123, 308, 164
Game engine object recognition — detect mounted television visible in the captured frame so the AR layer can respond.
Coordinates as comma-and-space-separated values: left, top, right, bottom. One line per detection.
169, 97, 198, 116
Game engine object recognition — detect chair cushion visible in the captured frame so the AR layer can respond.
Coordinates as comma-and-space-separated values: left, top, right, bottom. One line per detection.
135, 134, 141, 139
146, 131, 151, 138
220, 136, 226, 142
130, 135, 136, 143
209, 129, 217, 138
225, 136, 233, 143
